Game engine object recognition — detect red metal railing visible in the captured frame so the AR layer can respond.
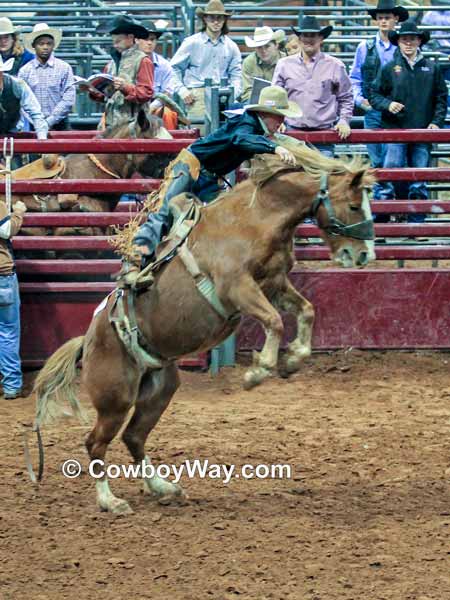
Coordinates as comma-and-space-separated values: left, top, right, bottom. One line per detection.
8, 130, 450, 359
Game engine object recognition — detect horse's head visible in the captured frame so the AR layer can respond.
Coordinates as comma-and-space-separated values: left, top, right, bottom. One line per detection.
134, 109, 176, 178
101, 109, 175, 178
314, 168, 376, 268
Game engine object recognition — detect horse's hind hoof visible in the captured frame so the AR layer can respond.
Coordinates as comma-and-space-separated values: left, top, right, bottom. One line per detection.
243, 366, 272, 390
283, 355, 302, 375
99, 498, 134, 515
157, 489, 189, 506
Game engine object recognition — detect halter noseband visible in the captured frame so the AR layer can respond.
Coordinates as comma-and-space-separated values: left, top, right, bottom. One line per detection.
311, 172, 374, 241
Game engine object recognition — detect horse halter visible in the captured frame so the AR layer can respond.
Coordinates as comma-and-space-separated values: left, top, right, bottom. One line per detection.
311, 172, 374, 241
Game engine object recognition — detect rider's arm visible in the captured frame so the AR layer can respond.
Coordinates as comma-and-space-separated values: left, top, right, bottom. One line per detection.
230, 120, 277, 155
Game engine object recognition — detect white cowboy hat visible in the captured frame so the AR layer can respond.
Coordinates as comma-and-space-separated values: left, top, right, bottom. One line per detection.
246, 85, 302, 119
0, 17, 20, 35
0, 57, 14, 72
24, 23, 62, 52
245, 26, 285, 48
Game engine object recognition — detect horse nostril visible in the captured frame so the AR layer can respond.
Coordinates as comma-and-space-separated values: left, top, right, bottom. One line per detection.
357, 251, 368, 266
337, 248, 354, 267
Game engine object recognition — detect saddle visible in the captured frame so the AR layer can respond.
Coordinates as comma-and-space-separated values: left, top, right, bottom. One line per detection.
132, 192, 202, 290
2, 155, 65, 180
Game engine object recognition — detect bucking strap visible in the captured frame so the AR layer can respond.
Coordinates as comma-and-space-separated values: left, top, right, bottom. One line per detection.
178, 243, 234, 320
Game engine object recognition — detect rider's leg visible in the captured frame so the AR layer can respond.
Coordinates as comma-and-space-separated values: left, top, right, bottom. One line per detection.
115, 150, 201, 287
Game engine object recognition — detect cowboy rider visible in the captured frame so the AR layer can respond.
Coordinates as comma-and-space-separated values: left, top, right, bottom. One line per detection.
117, 85, 301, 285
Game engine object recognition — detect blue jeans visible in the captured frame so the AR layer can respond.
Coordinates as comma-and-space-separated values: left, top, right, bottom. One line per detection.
378, 142, 431, 223
134, 150, 222, 253
364, 109, 386, 202
0, 273, 22, 393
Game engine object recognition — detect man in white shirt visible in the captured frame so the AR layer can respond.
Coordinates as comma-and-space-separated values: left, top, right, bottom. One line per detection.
170, 0, 241, 130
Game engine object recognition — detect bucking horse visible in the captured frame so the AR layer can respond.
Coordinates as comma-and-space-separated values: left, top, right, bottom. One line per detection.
32, 140, 376, 514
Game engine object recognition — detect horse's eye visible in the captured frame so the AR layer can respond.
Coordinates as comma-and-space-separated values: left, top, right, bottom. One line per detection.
349, 205, 360, 212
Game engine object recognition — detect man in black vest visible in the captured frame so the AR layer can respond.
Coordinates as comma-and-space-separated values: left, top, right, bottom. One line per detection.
0, 58, 47, 135
0, 58, 48, 168
350, 0, 409, 200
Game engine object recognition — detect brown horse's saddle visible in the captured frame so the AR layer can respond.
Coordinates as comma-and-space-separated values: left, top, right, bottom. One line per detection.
155, 192, 202, 262
2, 155, 65, 180
132, 193, 202, 291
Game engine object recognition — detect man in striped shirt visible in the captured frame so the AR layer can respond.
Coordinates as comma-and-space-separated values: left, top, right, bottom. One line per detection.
19, 23, 75, 130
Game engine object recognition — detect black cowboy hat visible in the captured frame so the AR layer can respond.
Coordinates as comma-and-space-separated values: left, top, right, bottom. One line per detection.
138, 20, 164, 40
292, 15, 333, 39
96, 14, 149, 38
367, 0, 409, 23
388, 19, 431, 46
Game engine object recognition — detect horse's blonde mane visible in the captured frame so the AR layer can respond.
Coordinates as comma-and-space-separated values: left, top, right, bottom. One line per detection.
274, 138, 376, 187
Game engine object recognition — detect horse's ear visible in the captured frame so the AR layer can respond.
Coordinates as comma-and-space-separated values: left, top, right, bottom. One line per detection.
350, 169, 368, 190
136, 109, 150, 132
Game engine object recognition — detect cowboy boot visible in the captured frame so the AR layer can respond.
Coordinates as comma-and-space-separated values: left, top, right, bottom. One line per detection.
113, 248, 147, 289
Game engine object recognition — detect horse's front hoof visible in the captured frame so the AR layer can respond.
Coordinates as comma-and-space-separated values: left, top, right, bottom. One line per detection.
243, 366, 272, 390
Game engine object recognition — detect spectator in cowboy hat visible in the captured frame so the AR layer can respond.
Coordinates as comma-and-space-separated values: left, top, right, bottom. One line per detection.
170, 0, 241, 132
370, 20, 448, 221
89, 14, 154, 128
135, 20, 179, 128
0, 17, 33, 76
273, 15, 353, 157
350, 0, 409, 205
240, 26, 286, 103
19, 23, 75, 131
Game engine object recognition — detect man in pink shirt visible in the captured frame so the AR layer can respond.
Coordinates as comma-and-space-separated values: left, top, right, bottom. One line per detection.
273, 15, 353, 156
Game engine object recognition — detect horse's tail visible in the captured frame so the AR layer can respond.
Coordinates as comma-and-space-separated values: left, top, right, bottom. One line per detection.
34, 336, 86, 428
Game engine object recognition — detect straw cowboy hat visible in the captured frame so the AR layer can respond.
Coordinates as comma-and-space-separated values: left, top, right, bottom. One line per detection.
196, 0, 233, 18
245, 26, 286, 48
24, 23, 62, 51
367, 0, 409, 22
246, 85, 302, 119
0, 57, 14, 73
292, 15, 333, 39
0, 17, 20, 35
388, 19, 430, 46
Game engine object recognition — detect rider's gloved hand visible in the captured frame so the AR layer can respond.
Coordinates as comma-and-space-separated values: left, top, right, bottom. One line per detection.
275, 146, 296, 166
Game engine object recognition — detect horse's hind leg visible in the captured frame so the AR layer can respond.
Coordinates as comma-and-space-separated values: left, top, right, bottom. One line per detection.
274, 279, 315, 374
122, 363, 184, 500
85, 361, 140, 515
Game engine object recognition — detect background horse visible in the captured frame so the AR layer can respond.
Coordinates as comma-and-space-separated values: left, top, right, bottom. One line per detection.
34, 144, 376, 514
12, 110, 176, 237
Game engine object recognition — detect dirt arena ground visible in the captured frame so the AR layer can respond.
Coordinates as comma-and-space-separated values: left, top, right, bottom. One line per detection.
1, 350, 449, 600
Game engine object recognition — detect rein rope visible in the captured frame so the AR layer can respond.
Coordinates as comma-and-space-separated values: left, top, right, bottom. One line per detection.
88, 121, 140, 180
87, 154, 121, 179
